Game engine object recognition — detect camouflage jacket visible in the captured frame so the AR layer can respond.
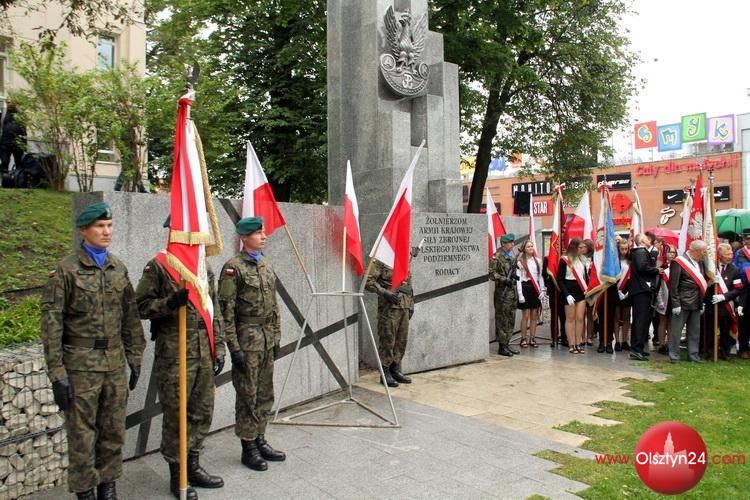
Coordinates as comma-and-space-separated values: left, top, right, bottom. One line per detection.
134, 258, 224, 360
489, 251, 518, 297
218, 253, 281, 353
41, 247, 145, 382
365, 260, 414, 309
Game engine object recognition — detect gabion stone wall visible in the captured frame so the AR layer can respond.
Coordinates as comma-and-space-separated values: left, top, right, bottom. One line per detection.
0, 343, 67, 499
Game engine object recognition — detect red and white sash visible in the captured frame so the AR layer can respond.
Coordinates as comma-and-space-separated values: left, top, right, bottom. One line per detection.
519, 257, 542, 295
617, 261, 631, 292
562, 256, 587, 292
741, 246, 750, 263
674, 255, 708, 296
661, 268, 670, 289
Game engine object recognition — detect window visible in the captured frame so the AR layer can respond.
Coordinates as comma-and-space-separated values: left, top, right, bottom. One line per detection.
97, 36, 116, 69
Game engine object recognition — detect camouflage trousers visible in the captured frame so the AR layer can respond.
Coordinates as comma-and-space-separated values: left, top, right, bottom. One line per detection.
494, 289, 517, 345
154, 354, 215, 463
377, 306, 409, 367
64, 368, 127, 493
232, 348, 274, 440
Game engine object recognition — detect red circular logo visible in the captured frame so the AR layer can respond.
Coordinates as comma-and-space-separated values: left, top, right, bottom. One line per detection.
634, 421, 707, 494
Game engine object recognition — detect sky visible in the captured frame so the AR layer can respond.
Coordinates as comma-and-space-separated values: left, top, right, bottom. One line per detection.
612, 0, 750, 160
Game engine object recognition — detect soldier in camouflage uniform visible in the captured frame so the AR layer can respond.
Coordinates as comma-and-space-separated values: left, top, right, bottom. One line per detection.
489, 233, 520, 357
41, 202, 145, 500
365, 259, 415, 388
218, 217, 286, 472
135, 217, 225, 499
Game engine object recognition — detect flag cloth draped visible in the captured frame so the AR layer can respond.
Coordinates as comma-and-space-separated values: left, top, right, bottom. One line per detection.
343, 161, 364, 276
157, 95, 223, 358
242, 142, 286, 236
370, 142, 424, 289
546, 186, 565, 288
631, 186, 644, 242
528, 193, 537, 256
704, 181, 717, 282
586, 187, 621, 301
685, 174, 705, 252
486, 187, 506, 259
677, 188, 693, 254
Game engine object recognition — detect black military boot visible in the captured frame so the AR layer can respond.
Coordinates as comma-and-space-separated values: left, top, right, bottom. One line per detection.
76, 490, 96, 500
97, 482, 117, 500
241, 439, 268, 471
188, 452, 224, 488
169, 463, 199, 499
255, 435, 286, 462
498, 344, 514, 357
389, 363, 412, 384
380, 366, 399, 387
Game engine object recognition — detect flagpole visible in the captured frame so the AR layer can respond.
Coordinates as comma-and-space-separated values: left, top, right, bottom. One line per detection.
178, 281, 188, 500
709, 168, 719, 363
283, 225, 316, 293
341, 227, 347, 292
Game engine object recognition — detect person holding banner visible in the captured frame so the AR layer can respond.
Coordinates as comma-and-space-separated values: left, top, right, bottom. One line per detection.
628, 233, 662, 361
490, 234, 520, 356
219, 217, 286, 472
557, 239, 588, 353
516, 240, 545, 348
135, 218, 226, 499
41, 202, 145, 500
710, 243, 744, 360
668, 240, 709, 364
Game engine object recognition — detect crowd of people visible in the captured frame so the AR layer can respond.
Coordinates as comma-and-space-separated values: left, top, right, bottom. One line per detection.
490, 230, 750, 364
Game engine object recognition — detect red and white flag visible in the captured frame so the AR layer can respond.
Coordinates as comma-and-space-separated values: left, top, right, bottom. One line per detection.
703, 181, 717, 282
369, 142, 424, 289
568, 192, 595, 242
344, 161, 364, 276
685, 174, 705, 252
157, 94, 223, 358
677, 189, 693, 254
546, 185, 565, 287
486, 187, 506, 258
630, 185, 644, 242
242, 142, 286, 236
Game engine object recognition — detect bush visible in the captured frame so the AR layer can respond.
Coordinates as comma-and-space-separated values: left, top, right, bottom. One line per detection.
0, 295, 41, 346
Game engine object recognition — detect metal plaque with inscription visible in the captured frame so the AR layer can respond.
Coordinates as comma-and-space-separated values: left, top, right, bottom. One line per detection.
380, 6, 429, 97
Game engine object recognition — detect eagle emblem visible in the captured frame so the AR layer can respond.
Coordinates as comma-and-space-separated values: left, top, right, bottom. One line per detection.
380, 6, 429, 97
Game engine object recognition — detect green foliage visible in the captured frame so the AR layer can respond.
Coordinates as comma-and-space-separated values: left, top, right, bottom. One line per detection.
0, 296, 41, 346
10, 42, 147, 192
0, 189, 72, 291
537, 361, 750, 497
145, 0, 327, 202
431, 0, 640, 212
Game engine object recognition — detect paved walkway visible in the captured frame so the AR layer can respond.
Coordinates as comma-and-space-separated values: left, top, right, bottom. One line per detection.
32, 337, 666, 499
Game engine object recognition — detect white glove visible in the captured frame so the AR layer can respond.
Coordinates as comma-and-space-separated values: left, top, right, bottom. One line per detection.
566, 295, 575, 306
672, 306, 682, 316
700, 304, 705, 315
518, 294, 526, 304
738, 306, 744, 317
617, 290, 628, 301
711, 294, 726, 304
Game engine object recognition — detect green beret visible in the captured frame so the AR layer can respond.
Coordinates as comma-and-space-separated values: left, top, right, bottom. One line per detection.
163, 215, 171, 228
500, 233, 515, 243
75, 202, 112, 228
236, 216, 263, 235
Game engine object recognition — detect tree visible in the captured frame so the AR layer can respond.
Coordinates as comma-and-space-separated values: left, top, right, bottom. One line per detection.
430, 0, 639, 213
145, 0, 327, 202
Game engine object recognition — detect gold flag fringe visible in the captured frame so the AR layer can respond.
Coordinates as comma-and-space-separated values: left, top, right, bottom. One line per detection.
192, 120, 223, 257
165, 252, 211, 311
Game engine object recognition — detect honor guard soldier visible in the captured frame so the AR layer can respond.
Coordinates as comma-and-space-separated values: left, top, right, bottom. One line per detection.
366, 256, 416, 388
490, 234, 520, 356
41, 202, 145, 500
135, 217, 225, 499
218, 217, 286, 472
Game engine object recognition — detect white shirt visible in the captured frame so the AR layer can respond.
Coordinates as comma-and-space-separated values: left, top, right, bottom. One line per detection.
516, 257, 545, 296
564, 256, 587, 284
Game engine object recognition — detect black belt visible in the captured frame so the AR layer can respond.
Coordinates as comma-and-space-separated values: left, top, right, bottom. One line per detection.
63, 334, 109, 349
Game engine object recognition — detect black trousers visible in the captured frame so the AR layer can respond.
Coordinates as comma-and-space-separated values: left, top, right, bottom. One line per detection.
0, 146, 24, 172
597, 288, 617, 345
719, 315, 735, 356
739, 311, 750, 354
630, 292, 653, 354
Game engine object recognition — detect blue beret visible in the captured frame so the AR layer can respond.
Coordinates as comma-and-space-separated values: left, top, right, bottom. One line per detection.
236, 217, 263, 235
500, 233, 515, 243
76, 202, 112, 228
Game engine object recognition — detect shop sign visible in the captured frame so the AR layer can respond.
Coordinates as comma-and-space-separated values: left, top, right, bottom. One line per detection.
596, 172, 631, 190
532, 199, 551, 216
635, 154, 739, 178
714, 186, 730, 202
663, 189, 685, 204
612, 216, 632, 226
511, 180, 552, 197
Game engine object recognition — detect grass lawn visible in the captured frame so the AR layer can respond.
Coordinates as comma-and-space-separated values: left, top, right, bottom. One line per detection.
537, 359, 750, 498
0, 188, 72, 291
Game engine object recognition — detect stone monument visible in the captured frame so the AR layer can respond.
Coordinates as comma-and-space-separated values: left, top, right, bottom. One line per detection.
327, 0, 490, 372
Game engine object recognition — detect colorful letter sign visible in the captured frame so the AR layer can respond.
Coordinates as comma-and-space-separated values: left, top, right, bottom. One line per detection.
707, 115, 735, 145
634, 121, 657, 149
681, 112, 707, 143
657, 123, 682, 152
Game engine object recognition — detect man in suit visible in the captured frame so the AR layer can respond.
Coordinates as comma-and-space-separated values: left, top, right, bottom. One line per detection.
669, 240, 709, 364
711, 243, 745, 360
628, 233, 663, 361
733, 228, 750, 359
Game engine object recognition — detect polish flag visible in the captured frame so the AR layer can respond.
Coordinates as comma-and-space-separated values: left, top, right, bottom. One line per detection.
567, 192, 595, 242
370, 142, 424, 289
546, 186, 565, 287
242, 142, 286, 235
685, 174, 704, 252
528, 193, 537, 256
486, 187, 506, 258
343, 161, 364, 276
